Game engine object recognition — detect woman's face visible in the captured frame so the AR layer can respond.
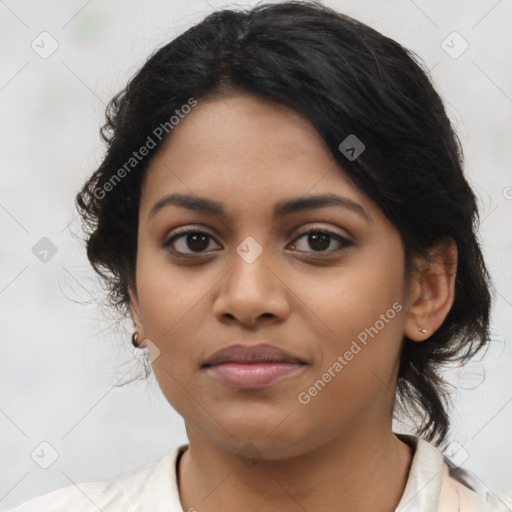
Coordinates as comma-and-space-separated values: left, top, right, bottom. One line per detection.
130, 92, 415, 459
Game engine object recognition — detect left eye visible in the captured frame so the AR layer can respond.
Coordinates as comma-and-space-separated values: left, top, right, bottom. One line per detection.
290, 229, 353, 254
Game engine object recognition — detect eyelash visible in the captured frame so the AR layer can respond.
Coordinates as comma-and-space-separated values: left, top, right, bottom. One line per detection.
162, 225, 354, 258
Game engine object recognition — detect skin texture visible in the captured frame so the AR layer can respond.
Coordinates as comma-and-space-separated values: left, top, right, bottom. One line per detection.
129, 92, 458, 512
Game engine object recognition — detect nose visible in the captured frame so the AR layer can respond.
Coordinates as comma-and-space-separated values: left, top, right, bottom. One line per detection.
212, 247, 291, 327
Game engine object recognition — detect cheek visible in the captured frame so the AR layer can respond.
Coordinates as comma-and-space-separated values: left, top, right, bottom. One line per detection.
304, 242, 404, 346
295, 303, 405, 436
136, 242, 203, 338
135, 248, 210, 396
300, 241, 405, 394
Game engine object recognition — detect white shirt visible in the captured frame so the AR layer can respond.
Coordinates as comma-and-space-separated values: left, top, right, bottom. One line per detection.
7, 434, 512, 511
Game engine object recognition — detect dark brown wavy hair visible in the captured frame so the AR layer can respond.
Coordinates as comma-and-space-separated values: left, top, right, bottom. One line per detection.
75, 0, 494, 447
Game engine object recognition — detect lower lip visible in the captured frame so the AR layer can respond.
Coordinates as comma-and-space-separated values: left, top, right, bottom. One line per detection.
205, 362, 305, 389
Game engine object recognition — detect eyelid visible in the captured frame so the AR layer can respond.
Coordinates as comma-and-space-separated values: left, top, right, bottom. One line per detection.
163, 223, 219, 240
292, 223, 351, 240
164, 222, 351, 243
162, 225, 220, 247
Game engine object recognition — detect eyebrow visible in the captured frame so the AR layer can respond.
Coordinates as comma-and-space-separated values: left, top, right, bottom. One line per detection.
148, 192, 371, 223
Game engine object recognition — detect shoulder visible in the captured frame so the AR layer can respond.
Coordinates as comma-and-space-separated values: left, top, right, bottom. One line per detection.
441, 462, 512, 512
6, 481, 111, 512
6, 444, 188, 512
395, 434, 512, 512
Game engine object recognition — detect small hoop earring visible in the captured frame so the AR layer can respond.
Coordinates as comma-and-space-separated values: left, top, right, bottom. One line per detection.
132, 331, 140, 348
418, 326, 427, 334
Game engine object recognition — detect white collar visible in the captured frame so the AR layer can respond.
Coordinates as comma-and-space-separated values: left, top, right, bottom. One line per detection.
394, 433, 500, 511
103, 435, 509, 511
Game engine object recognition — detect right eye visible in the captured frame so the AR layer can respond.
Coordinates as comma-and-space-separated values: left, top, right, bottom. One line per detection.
162, 229, 222, 256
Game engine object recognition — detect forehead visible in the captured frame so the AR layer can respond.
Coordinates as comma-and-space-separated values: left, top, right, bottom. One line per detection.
139, 92, 377, 222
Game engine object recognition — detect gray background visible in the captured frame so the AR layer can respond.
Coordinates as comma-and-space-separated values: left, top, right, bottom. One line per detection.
1, 0, 511, 508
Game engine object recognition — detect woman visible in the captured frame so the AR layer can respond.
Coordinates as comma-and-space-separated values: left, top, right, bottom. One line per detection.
9, 1, 511, 511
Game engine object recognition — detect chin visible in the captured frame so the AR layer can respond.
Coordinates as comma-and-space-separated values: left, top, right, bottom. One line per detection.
204, 413, 320, 460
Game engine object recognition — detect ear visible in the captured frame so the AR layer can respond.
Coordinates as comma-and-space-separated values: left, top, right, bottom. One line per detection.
128, 286, 147, 349
403, 238, 458, 342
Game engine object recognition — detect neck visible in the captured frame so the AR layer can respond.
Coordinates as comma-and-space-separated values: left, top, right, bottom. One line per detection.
177, 426, 413, 512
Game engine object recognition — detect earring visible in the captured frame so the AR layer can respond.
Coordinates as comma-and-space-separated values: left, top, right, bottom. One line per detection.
132, 331, 140, 348
418, 326, 427, 334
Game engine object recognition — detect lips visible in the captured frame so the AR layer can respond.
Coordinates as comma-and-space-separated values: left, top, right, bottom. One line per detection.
202, 343, 305, 367
202, 343, 307, 390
